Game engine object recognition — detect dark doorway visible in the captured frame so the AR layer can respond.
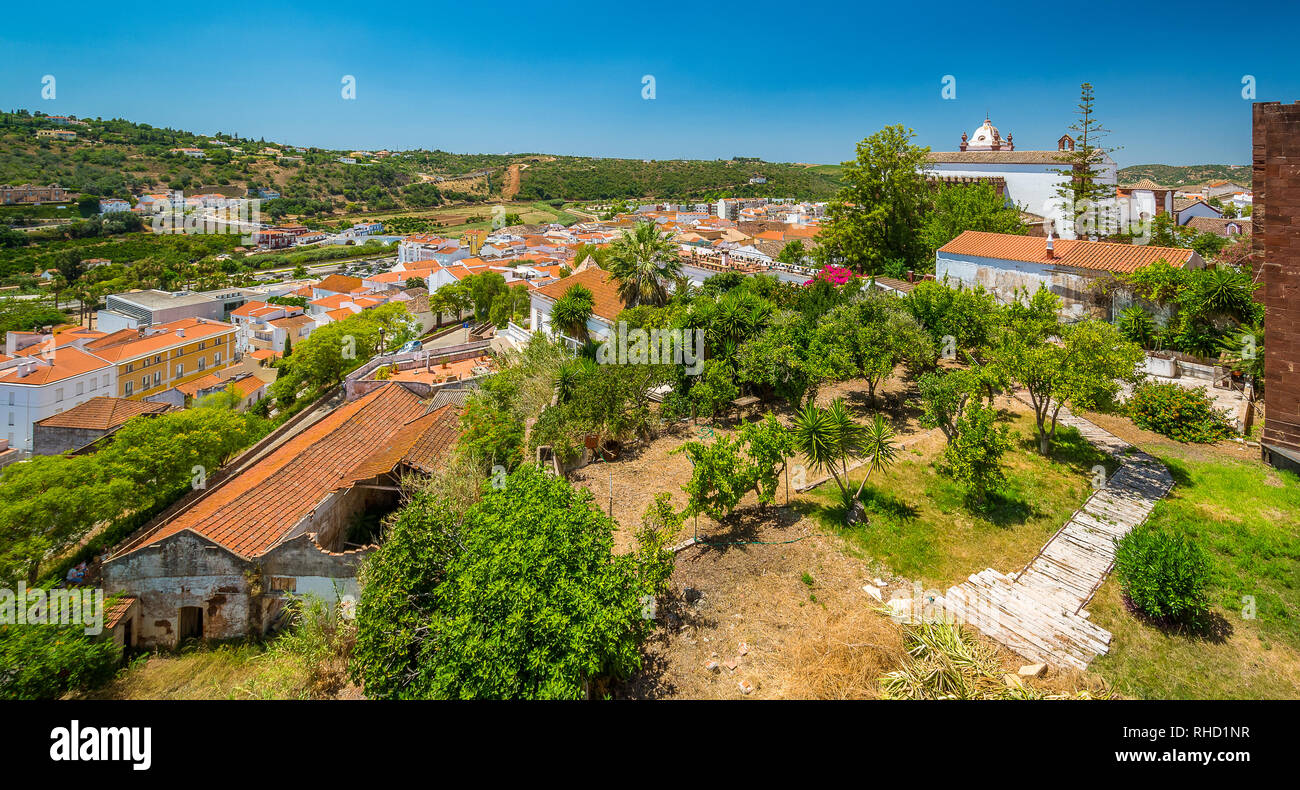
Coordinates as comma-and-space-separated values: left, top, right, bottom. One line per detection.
122, 618, 133, 651
177, 606, 204, 643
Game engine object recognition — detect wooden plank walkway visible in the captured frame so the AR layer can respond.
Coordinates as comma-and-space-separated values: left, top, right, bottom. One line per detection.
941, 407, 1174, 670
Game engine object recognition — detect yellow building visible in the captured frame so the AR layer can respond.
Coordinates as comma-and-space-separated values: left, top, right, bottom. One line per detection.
84, 318, 238, 400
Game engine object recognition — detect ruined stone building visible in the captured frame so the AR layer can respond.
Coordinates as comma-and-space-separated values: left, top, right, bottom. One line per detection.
1253, 101, 1300, 473
102, 381, 461, 647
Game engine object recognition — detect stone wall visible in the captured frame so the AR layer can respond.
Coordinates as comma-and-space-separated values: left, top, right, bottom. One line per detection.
1253, 101, 1300, 472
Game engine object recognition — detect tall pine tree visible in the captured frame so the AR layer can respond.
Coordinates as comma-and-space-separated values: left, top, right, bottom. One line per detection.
1053, 83, 1120, 239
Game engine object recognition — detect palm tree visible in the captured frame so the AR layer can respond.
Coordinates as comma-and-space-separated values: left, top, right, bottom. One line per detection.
550, 284, 595, 342
851, 414, 900, 507
793, 399, 898, 524
607, 222, 682, 308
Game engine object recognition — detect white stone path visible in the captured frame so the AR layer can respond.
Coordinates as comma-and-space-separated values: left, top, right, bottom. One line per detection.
941, 407, 1174, 670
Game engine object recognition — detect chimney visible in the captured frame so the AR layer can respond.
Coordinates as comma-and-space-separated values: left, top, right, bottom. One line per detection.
1045, 233, 1056, 260
906, 270, 915, 284
176, 328, 185, 338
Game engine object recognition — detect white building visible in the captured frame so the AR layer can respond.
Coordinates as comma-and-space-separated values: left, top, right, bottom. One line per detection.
527, 266, 625, 343
924, 117, 1118, 239
0, 345, 115, 453
935, 230, 1203, 320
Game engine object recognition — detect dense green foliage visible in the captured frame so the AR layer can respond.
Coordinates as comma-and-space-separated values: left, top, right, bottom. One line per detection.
0, 405, 266, 585
0, 617, 121, 699
1127, 383, 1235, 443
352, 464, 675, 699
1115, 524, 1212, 625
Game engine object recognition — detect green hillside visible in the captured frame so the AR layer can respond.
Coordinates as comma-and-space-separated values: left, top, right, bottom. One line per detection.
1118, 163, 1252, 189
0, 110, 842, 218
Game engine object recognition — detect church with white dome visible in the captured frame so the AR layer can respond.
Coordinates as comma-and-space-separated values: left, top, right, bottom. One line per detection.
924, 115, 1118, 239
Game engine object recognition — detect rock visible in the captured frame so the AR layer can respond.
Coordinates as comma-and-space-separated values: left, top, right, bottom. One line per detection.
737, 642, 749, 656
885, 597, 912, 618
1018, 663, 1048, 678
1003, 673, 1023, 688
724, 660, 738, 671
862, 584, 883, 602
738, 680, 754, 695
873, 577, 887, 588
705, 660, 719, 672
684, 587, 702, 603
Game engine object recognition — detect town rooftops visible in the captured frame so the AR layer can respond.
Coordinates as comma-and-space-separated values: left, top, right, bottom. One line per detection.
84, 317, 235, 364
938, 230, 1199, 274
314, 274, 365, 294
107, 289, 219, 310
115, 382, 461, 559
532, 266, 627, 323
33, 396, 169, 430
0, 346, 110, 386
1120, 178, 1168, 191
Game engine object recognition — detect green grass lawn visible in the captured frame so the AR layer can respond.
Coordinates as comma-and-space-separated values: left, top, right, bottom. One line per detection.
803, 410, 1112, 588
1089, 455, 1300, 699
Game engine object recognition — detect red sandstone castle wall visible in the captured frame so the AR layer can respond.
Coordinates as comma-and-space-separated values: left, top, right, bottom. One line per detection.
1253, 101, 1300, 462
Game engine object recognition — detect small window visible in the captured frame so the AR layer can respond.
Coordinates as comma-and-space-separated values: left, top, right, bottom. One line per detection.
125, 381, 133, 396
176, 364, 184, 378
55, 388, 64, 402
76, 382, 84, 396
141, 375, 149, 389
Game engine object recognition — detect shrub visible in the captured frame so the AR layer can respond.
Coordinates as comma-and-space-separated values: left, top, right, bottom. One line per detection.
1114, 524, 1211, 625
0, 619, 120, 699
1127, 382, 1234, 443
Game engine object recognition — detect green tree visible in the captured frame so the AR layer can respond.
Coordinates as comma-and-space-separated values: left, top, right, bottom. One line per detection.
738, 413, 796, 508
775, 239, 808, 265
917, 367, 981, 444
0, 455, 127, 584
992, 305, 1144, 455
0, 617, 120, 699
456, 396, 524, 472
1053, 83, 1119, 238
941, 400, 1012, 504
793, 398, 883, 523
675, 434, 753, 519
920, 182, 1025, 258
816, 125, 932, 273
549, 283, 595, 341
352, 465, 674, 699
607, 222, 682, 307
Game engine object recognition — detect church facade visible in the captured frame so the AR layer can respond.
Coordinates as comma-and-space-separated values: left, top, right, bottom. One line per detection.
924, 117, 1118, 239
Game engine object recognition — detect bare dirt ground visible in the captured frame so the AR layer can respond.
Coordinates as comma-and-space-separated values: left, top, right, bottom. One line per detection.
570, 374, 1105, 699
500, 164, 523, 201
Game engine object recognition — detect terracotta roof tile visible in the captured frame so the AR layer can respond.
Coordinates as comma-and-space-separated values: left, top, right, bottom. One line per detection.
938, 230, 1198, 274
314, 274, 364, 294
34, 397, 168, 430
119, 383, 460, 559
532, 266, 627, 323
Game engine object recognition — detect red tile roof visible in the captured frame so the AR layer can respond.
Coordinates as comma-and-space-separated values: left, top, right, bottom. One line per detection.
119, 383, 460, 558
314, 274, 365, 294
34, 397, 168, 430
532, 266, 627, 322
0, 346, 111, 386
938, 230, 1198, 274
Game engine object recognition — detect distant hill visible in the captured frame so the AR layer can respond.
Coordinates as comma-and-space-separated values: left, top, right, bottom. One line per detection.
0, 110, 843, 216
1118, 164, 1252, 189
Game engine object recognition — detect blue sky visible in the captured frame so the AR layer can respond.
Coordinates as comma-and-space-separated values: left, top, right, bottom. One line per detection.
3, 0, 1297, 167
